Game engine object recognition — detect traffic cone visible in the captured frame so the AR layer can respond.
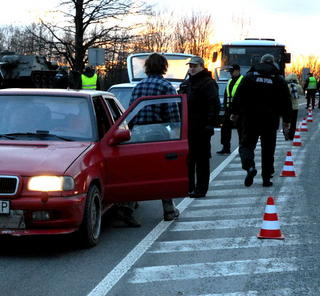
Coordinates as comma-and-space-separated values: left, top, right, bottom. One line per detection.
307, 111, 313, 122
292, 128, 302, 146
280, 151, 296, 177
300, 117, 308, 132
257, 196, 284, 240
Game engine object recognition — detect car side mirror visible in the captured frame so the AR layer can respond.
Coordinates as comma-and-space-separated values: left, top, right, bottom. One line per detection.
108, 129, 131, 146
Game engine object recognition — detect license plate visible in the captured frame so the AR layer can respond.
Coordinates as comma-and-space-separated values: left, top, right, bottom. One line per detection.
0, 200, 10, 215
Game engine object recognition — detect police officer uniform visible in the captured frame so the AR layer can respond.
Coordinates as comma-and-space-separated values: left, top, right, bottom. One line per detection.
304, 73, 318, 109
217, 64, 243, 154
81, 66, 100, 90
231, 54, 292, 187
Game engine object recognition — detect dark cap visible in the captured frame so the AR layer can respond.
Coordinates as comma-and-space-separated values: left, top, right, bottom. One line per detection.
186, 56, 204, 65
228, 64, 240, 72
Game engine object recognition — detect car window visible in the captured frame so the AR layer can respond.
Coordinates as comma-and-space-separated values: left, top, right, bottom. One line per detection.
108, 87, 133, 109
104, 98, 123, 123
118, 97, 182, 143
92, 96, 113, 139
0, 95, 96, 141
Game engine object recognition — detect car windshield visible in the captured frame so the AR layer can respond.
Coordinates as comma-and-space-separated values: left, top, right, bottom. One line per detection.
108, 87, 133, 109
130, 54, 191, 82
0, 95, 96, 141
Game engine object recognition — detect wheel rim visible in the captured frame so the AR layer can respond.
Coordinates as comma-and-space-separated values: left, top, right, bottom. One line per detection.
90, 190, 101, 240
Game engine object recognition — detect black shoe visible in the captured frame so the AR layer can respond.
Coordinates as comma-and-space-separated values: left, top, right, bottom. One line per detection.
189, 191, 206, 198
114, 209, 141, 227
263, 179, 273, 187
164, 208, 180, 221
244, 167, 257, 187
216, 149, 231, 155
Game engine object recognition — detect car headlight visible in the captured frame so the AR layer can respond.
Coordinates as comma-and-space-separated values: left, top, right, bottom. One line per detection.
28, 176, 75, 192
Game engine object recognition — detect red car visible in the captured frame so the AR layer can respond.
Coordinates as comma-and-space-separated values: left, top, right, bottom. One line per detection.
0, 89, 188, 246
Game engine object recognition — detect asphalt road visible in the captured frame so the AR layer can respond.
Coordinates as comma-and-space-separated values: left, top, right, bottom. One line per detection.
1, 100, 320, 296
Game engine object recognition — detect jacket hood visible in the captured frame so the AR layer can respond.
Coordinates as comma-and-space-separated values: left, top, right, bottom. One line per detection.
251, 63, 280, 76
0, 141, 92, 176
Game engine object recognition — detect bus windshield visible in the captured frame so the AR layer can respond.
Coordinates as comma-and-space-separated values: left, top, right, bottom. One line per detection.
222, 46, 285, 67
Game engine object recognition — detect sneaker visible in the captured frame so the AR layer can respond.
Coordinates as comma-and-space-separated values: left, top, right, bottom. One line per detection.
244, 167, 257, 187
189, 191, 206, 198
164, 208, 180, 221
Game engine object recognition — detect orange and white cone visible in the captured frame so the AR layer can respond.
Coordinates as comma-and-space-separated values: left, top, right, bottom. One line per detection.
292, 128, 302, 146
280, 151, 296, 177
300, 117, 308, 132
257, 196, 284, 240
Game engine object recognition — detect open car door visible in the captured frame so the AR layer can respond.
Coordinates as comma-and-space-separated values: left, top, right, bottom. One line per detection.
102, 94, 188, 203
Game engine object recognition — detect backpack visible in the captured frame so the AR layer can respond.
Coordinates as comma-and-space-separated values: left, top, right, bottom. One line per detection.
289, 82, 299, 99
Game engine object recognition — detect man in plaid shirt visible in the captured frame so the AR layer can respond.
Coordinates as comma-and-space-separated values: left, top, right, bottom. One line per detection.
129, 68, 180, 124
115, 53, 180, 227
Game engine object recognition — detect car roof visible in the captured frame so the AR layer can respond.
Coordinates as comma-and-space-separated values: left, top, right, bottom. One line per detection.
0, 88, 116, 98
108, 83, 136, 89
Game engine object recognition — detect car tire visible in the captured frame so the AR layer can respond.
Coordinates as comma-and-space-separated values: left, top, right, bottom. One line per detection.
79, 184, 102, 247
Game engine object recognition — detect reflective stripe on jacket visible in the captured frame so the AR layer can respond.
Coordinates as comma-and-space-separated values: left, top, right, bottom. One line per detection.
81, 74, 97, 89
307, 77, 317, 90
226, 75, 244, 98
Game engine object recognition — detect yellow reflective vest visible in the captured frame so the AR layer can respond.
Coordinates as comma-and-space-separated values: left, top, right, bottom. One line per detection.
307, 77, 317, 90
225, 75, 244, 108
81, 74, 98, 89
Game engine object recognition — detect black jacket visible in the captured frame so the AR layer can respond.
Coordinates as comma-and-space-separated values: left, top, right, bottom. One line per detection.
232, 63, 292, 130
223, 74, 244, 113
179, 69, 220, 134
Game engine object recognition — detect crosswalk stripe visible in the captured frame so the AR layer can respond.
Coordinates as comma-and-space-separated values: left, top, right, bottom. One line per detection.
148, 234, 308, 253
128, 257, 298, 283
182, 207, 290, 218
186, 288, 310, 296
170, 216, 302, 231
191, 196, 288, 207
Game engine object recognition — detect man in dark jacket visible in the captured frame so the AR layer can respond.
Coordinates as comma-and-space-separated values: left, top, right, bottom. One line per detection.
217, 64, 244, 154
231, 54, 292, 187
81, 66, 101, 90
179, 56, 220, 198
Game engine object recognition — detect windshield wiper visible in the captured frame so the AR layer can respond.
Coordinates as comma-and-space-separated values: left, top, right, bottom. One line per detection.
5, 131, 74, 142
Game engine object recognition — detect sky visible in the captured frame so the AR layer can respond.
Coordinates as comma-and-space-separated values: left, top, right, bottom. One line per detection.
0, 0, 319, 57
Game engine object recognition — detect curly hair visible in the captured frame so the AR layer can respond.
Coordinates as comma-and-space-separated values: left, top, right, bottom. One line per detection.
144, 53, 168, 76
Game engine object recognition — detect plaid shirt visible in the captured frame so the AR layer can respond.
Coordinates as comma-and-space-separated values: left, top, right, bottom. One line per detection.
129, 75, 180, 124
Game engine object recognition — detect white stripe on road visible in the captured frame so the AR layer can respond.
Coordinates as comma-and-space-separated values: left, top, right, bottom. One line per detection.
128, 257, 298, 283
191, 196, 288, 207
186, 288, 309, 296
170, 216, 303, 231
149, 234, 308, 253
86, 146, 238, 296
182, 207, 286, 218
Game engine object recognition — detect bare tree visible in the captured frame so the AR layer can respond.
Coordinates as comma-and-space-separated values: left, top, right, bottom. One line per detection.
35, 0, 151, 72
172, 12, 214, 60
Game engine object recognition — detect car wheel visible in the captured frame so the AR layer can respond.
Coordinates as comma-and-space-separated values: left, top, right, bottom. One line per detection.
79, 185, 102, 247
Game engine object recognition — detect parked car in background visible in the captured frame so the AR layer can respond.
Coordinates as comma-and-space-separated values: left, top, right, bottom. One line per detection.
108, 52, 194, 109
0, 88, 189, 247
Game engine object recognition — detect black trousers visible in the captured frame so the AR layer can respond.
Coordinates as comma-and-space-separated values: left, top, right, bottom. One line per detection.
188, 132, 212, 194
306, 90, 316, 109
288, 109, 298, 140
239, 127, 277, 178
220, 114, 242, 149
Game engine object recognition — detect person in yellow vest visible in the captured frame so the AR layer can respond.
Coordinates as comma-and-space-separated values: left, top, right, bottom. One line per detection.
303, 72, 318, 109
81, 66, 100, 90
217, 64, 244, 154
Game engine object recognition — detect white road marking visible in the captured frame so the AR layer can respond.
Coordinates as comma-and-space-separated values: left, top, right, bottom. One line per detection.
148, 234, 308, 253
170, 216, 303, 231
128, 257, 298, 283
191, 196, 288, 207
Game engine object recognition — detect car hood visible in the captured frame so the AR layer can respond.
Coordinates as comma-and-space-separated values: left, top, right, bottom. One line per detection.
0, 141, 92, 176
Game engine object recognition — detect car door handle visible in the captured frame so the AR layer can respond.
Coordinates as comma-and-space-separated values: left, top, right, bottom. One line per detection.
165, 153, 178, 160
